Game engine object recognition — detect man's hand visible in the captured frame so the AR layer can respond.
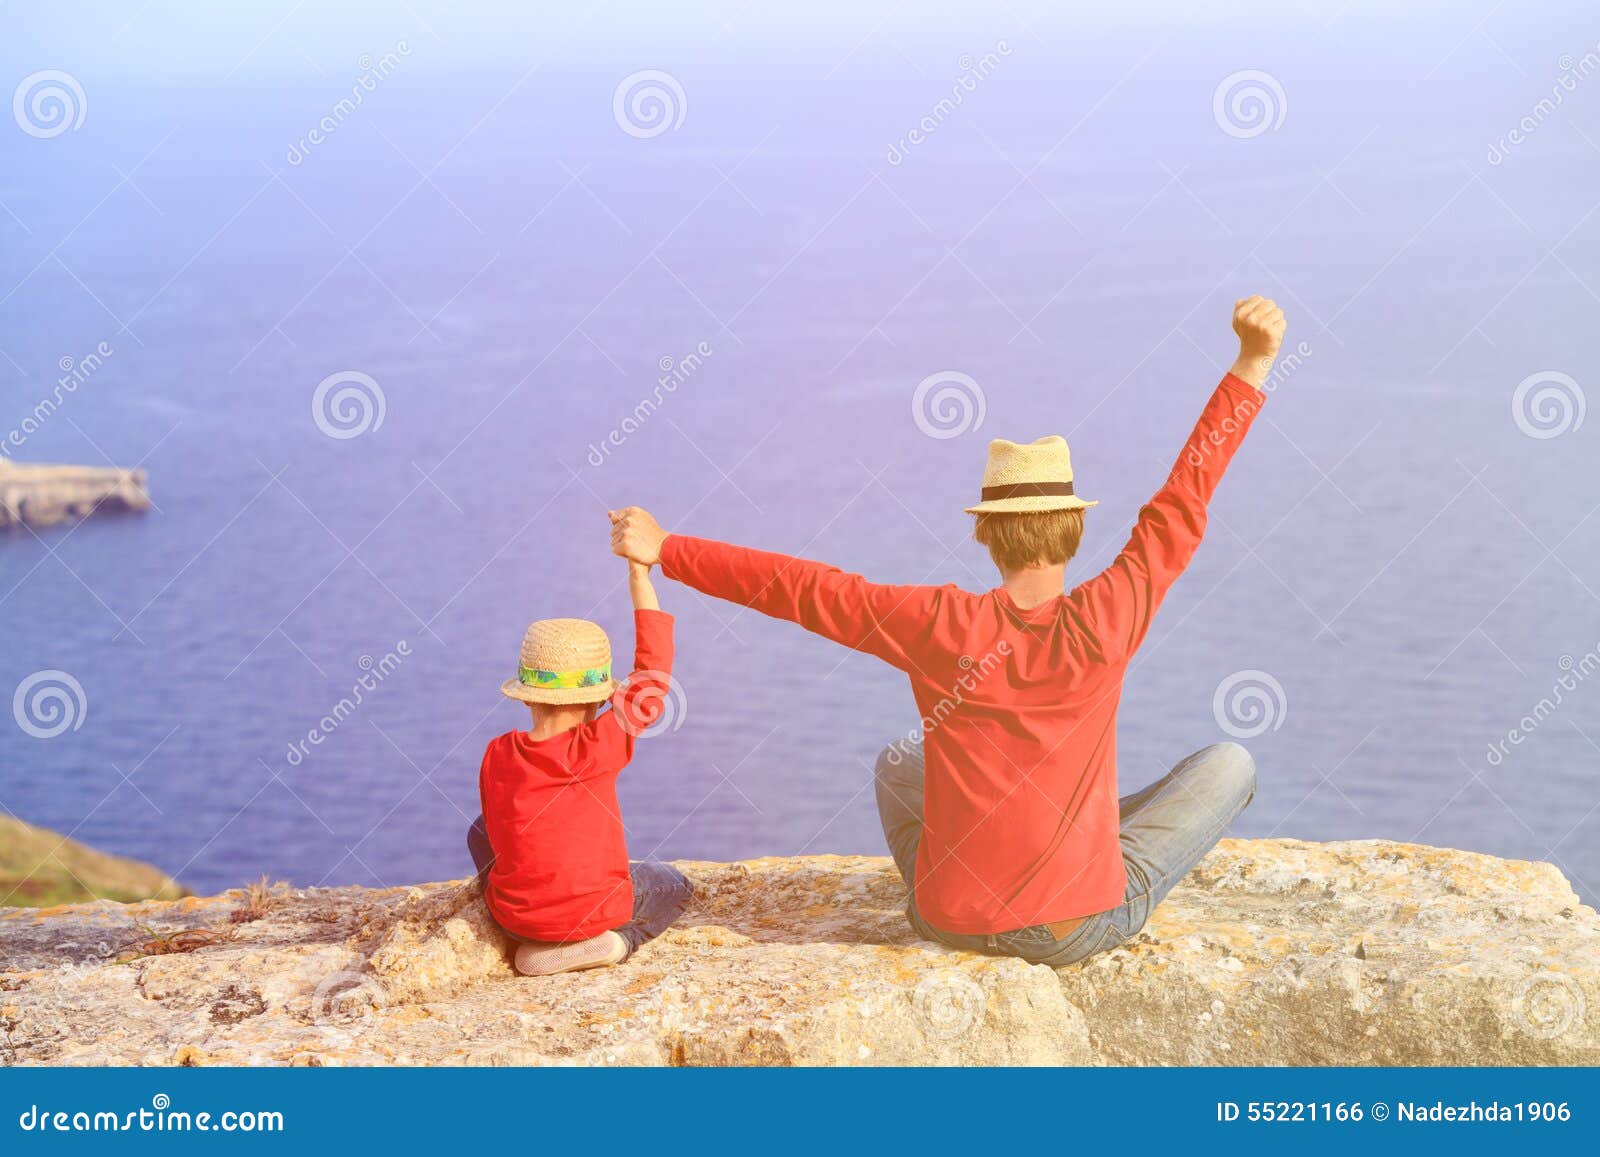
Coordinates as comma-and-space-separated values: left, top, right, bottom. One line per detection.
609, 506, 669, 568
1228, 295, 1287, 389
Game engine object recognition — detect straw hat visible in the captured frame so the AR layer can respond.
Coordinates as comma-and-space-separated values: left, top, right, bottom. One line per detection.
500, 618, 616, 706
964, 435, 1098, 515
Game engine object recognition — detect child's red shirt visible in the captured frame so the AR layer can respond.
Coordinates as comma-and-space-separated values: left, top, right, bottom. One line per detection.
478, 609, 674, 942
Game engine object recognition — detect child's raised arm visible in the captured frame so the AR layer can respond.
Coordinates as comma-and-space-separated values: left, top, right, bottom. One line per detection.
606, 556, 673, 746
628, 559, 660, 612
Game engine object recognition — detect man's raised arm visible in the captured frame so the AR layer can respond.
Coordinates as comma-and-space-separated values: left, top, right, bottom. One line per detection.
609, 508, 945, 671
1076, 296, 1286, 659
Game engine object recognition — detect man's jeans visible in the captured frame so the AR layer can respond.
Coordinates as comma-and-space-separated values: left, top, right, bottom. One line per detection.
467, 816, 691, 955
874, 741, 1256, 967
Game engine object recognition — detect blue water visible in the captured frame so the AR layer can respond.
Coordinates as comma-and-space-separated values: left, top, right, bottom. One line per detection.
2, 8, 1598, 900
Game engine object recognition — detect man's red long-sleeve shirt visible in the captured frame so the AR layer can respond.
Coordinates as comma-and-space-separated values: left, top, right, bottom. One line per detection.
661, 374, 1263, 933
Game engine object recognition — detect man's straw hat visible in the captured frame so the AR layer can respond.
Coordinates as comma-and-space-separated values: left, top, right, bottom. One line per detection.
500, 618, 616, 706
964, 435, 1098, 515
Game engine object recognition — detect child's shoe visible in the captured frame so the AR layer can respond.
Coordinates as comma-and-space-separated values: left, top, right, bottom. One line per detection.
514, 930, 628, 976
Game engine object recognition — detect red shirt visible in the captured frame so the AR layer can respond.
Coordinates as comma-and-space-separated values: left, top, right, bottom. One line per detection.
661, 374, 1263, 934
478, 609, 674, 941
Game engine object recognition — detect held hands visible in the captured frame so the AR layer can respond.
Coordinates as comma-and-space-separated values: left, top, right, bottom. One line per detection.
609, 506, 668, 568
1229, 295, 1287, 390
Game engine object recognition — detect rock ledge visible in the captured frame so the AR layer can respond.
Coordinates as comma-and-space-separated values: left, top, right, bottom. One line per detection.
1, 839, 1595, 1066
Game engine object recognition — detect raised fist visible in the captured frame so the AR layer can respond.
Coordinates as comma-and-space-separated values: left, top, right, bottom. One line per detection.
1232, 295, 1287, 362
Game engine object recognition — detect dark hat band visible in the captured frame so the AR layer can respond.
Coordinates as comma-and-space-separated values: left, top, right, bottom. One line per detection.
979, 481, 1075, 501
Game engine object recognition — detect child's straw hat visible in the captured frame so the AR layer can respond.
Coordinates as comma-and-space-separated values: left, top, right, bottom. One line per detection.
500, 618, 616, 706
964, 435, 1098, 515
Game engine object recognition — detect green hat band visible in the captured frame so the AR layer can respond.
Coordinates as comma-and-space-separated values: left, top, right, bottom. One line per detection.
517, 663, 611, 690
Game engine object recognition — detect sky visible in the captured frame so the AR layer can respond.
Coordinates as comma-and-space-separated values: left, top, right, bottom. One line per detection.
2, 1, 1483, 80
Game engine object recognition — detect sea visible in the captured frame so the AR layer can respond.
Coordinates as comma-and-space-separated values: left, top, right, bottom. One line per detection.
2, 11, 1597, 899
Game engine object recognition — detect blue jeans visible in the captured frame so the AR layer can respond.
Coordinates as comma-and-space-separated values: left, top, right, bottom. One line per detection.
874, 740, 1256, 967
467, 816, 691, 955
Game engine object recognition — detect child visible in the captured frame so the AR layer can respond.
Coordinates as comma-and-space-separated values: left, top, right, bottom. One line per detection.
468, 554, 690, 976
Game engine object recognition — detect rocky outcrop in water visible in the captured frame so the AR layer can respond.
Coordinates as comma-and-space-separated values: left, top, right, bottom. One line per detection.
1, 839, 1594, 1066
0, 462, 149, 530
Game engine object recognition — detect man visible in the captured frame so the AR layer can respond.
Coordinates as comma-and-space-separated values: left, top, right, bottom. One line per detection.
611, 296, 1286, 966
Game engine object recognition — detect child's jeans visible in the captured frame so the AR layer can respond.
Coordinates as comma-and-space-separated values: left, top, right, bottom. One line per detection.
466, 816, 691, 955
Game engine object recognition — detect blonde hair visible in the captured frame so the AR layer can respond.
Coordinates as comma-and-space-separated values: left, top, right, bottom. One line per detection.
972, 508, 1085, 573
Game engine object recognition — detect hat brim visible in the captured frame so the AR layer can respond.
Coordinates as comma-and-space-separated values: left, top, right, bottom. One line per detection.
500, 677, 616, 706
965, 495, 1098, 515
